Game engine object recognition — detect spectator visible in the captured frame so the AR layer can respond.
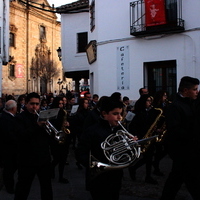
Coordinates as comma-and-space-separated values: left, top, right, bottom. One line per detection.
0, 100, 18, 194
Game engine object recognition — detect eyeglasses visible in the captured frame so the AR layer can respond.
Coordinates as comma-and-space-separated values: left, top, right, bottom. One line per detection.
30, 102, 40, 105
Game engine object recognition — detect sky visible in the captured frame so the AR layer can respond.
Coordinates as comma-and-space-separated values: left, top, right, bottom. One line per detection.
47, 0, 75, 7
47, 0, 75, 20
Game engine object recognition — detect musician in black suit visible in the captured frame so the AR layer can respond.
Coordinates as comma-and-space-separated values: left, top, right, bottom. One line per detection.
76, 97, 127, 200
14, 92, 53, 200
160, 76, 200, 200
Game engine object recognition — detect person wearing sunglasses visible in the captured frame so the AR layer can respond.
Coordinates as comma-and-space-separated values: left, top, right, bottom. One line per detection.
14, 92, 53, 200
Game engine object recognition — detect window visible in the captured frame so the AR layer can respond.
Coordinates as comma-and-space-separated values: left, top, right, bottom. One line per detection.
130, 0, 184, 36
77, 32, 88, 53
9, 64, 15, 77
10, 33, 15, 47
165, 0, 178, 25
90, 0, 95, 31
39, 25, 46, 42
145, 60, 176, 98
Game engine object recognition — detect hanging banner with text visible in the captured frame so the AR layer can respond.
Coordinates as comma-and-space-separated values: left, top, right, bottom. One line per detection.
15, 64, 24, 78
117, 46, 130, 90
145, 0, 166, 27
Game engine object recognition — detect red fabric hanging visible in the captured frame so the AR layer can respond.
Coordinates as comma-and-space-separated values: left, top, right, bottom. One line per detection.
145, 0, 166, 27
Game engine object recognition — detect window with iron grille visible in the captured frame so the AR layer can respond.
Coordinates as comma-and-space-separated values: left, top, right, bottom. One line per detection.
130, 0, 184, 36
77, 32, 88, 53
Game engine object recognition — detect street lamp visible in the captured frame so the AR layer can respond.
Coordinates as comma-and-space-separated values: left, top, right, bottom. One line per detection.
57, 78, 63, 91
57, 47, 62, 61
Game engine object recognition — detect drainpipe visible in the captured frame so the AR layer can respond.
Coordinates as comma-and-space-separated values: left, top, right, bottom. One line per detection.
26, 0, 29, 93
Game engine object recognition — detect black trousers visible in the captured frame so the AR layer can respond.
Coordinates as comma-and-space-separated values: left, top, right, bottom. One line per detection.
2, 152, 18, 191
160, 158, 200, 200
88, 170, 122, 200
14, 162, 53, 200
129, 144, 155, 178
90, 188, 120, 200
51, 143, 69, 180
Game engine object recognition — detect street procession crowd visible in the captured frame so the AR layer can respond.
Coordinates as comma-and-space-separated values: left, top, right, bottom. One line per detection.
0, 76, 200, 200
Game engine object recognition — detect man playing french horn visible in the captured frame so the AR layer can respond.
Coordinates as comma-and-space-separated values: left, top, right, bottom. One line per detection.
76, 96, 139, 200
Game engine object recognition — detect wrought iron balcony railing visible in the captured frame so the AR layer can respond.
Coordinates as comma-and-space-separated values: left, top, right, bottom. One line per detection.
130, 0, 184, 37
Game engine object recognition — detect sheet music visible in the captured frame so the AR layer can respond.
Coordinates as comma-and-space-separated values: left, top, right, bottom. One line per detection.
125, 111, 135, 121
70, 105, 79, 115
37, 108, 60, 121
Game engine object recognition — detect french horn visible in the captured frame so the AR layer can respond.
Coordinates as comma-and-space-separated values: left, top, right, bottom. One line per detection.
90, 121, 158, 174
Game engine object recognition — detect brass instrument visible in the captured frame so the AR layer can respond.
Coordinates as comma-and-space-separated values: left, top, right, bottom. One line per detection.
90, 121, 158, 175
62, 109, 70, 135
35, 110, 66, 143
155, 99, 172, 143
141, 108, 163, 153
156, 122, 167, 142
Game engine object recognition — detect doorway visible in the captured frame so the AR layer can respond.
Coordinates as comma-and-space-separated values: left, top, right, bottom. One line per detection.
144, 60, 176, 99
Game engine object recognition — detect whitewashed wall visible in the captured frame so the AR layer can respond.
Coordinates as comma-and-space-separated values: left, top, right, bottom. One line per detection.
61, 0, 200, 100
61, 12, 89, 72
88, 0, 200, 100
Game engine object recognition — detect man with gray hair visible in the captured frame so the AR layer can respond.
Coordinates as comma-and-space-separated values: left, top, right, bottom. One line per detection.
0, 99, 18, 194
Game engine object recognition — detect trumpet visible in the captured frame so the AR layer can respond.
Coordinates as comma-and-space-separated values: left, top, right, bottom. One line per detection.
90, 121, 158, 175
35, 110, 66, 143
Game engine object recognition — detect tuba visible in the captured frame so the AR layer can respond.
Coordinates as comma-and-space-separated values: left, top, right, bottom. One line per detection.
90, 121, 158, 176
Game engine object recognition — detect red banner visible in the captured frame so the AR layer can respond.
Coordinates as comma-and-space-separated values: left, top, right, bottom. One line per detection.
145, 0, 166, 27
15, 64, 24, 78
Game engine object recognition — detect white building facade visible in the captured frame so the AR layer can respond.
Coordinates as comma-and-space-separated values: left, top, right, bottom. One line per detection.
59, 1, 90, 92
59, 0, 200, 100
0, 0, 10, 97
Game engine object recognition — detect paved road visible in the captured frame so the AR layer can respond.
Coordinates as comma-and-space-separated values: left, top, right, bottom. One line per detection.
0, 146, 192, 200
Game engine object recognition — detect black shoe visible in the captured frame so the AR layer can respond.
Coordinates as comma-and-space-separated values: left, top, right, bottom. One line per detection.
76, 162, 83, 170
59, 178, 69, 184
153, 170, 164, 176
145, 176, 158, 185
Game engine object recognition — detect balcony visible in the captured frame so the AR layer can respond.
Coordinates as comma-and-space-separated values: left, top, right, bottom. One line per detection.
130, 0, 184, 37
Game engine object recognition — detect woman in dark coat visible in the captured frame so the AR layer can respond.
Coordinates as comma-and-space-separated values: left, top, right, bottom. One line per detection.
49, 97, 70, 183
128, 94, 161, 184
